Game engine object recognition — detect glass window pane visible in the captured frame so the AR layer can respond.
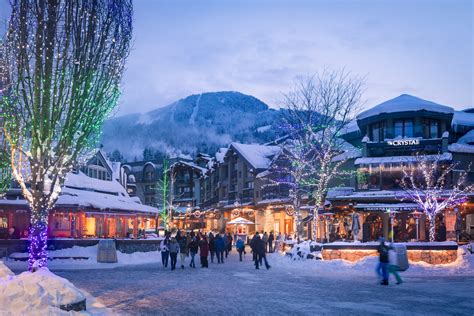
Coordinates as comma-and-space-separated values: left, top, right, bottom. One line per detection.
404, 120, 413, 137
394, 121, 403, 137
430, 121, 438, 138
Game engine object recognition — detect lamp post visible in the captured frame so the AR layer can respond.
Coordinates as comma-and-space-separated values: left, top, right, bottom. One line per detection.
185, 204, 192, 231
321, 211, 334, 243
412, 210, 423, 241
387, 209, 397, 243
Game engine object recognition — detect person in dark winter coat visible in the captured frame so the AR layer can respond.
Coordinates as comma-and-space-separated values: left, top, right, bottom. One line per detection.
253, 234, 270, 269
208, 233, 216, 263
268, 232, 274, 252
188, 235, 199, 268
222, 234, 229, 258
160, 236, 170, 268
250, 233, 260, 263
169, 237, 180, 270
177, 233, 188, 269
199, 236, 209, 268
377, 238, 390, 285
236, 238, 245, 261
226, 233, 233, 256
215, 234, 226, 263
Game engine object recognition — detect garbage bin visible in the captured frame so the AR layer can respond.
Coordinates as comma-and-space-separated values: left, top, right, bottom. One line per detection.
97, 240, 118, 263
392, 244, 409, 271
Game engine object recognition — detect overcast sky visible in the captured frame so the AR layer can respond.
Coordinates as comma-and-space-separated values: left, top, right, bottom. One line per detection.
1, 0, 472, 116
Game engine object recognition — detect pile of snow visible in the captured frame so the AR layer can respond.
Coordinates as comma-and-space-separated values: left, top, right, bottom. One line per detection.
272, 244, 474, 277
285, 240, 322, 260
7, 245, 162, 271
448, 129, 474, 154
0, 261, 14, 280
0, 268, 85, 315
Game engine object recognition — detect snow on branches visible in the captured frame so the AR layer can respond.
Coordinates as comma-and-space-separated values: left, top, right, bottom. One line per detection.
400, 153, 473, 242
0, 0, 133, 269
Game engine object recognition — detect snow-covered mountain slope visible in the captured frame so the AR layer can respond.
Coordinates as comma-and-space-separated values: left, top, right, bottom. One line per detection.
101, 91, 283, 160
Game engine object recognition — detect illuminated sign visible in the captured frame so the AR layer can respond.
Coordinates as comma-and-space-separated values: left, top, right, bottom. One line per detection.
387, 138, 420, 146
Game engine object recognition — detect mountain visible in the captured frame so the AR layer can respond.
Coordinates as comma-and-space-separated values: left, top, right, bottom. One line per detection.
100, 91, 284, 160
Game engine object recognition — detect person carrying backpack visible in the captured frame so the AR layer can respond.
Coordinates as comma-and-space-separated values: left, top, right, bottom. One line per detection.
177, 232, 188, 269
236, 238, 245, 261
215, 234, 226, 263
208, 233, 216, 263
388, 243, 403, 285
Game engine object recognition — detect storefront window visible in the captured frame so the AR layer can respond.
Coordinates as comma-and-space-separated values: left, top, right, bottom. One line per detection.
0, 216, 7, 228
381, 163, 403, 190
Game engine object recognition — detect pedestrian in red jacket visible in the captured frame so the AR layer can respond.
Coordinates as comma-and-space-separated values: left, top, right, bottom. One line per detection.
199, 236, 209, 268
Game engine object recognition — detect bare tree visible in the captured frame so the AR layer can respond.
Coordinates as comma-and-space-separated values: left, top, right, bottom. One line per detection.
0, 0, 132, 269
278, 70, 364, 239
400, 153, 472, 242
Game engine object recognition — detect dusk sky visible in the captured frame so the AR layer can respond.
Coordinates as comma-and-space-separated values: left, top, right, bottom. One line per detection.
1, 0, 472, 116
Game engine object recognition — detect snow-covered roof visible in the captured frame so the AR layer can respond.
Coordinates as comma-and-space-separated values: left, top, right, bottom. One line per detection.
172, 160, 208, 174
452, 110, 474, 128
230, 143, 281, 169
215, 148, 228, 164
354, 153, 452, 165
357, 94, 454, 120
64, 172, 126, 195
332, 140, 362, 162
448, 129, 474, 154
58, 187, 158, 214
339, 120, 360, 135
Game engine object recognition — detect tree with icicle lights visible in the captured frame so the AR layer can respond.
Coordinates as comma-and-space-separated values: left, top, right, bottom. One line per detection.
399, 153, 473, 242
0, 0, 132, 270
276, 70, 363, 239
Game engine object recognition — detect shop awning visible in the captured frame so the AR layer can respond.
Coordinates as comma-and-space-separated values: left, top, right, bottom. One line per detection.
354, 153, 452, 165
355, 203, 420, 212
227, 217, 254, 225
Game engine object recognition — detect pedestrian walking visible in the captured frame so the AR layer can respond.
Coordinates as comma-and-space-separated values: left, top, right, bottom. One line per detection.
376, 237, 389, 285
388, 243, 403, 285
215, 234, 226, 263
262, 232, 268, 253
160, 235, 170, 268
177, 232, 188, 269
199, 235, 209, 268
250, 232, 260, 264
236, 238, 245, 261
208, 233, 216, 263
188, 234, 199, 268
223, 233, 229, 258
227, 232, 233, 256
169, 237, 179, 270
268, 232, 274, 253
253, 234, 270, 269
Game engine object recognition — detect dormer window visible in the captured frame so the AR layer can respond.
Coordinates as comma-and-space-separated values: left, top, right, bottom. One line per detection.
394, 119, 413, 138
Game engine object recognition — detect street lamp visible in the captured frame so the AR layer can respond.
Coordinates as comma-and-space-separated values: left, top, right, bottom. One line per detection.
412, 210, 423, 241
321, 211, 334, 243
387, 209, 398, 243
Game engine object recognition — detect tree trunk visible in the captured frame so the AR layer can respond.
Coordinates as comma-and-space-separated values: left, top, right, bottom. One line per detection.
428, 215, 436, 242
28, 206, 49, 270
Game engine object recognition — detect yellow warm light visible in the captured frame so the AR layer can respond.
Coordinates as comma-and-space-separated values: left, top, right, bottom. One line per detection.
85, 217, 95, 235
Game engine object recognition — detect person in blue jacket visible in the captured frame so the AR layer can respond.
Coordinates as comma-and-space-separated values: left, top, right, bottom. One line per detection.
236, 238, 245, 261
214, 234, 226, 264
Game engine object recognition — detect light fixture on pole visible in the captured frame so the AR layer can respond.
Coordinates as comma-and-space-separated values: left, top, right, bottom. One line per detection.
411, 210, 423, 241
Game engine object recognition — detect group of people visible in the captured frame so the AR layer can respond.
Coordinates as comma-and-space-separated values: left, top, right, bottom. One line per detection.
159, 231, 236, 270
158, 230, 277, 270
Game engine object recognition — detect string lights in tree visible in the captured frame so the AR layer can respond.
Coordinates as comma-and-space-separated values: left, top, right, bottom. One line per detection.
399, 153, 473, 242
0, 0, 132, 270
266, 70, 363, 239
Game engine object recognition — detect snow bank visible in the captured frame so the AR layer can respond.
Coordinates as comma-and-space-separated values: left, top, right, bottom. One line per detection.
272, 243, 474, 277
0, 261, 14, 280
7, 245, 162, 271
285, 240, 322, 260
0, 268, 85, 315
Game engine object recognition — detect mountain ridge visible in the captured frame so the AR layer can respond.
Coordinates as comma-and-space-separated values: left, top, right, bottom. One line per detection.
100, 91, 283, 161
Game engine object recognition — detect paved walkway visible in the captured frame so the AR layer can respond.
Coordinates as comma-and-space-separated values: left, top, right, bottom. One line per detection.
55, 251, 473, 315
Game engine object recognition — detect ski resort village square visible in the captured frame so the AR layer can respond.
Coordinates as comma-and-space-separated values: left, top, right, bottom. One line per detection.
0, 0, 473, 315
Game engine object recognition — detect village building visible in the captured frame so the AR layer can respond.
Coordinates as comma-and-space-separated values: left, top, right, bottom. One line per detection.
0, 151, 159, 239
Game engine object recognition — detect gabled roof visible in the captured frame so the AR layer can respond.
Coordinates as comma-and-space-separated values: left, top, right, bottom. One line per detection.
229, 143, 281, 170
357, 94, 454, 120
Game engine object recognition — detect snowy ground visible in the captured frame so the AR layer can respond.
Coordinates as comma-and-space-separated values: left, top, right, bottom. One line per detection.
5, 246, 472, 315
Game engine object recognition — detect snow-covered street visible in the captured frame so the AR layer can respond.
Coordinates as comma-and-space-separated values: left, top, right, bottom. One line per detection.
22, 249, 469, 315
